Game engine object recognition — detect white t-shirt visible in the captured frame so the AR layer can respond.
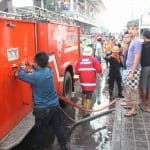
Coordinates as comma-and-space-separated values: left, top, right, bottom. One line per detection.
95, 42, 102, 57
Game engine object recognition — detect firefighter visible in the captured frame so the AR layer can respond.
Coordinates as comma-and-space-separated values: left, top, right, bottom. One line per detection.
16, 52, 68, 150
103, 37, 114, 67
75, 47, 102, 116
104, 45, 124, 101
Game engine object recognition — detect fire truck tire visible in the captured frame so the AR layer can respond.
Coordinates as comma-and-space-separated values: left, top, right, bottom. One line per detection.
63, 71, 72, 98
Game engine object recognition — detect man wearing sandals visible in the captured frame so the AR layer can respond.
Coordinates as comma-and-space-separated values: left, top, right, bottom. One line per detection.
123, 21, 142, 117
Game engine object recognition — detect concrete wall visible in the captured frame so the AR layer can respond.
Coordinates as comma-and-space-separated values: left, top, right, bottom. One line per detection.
33, 0, 42, 7
0, 0, 13, 12
0, 0, 8, 11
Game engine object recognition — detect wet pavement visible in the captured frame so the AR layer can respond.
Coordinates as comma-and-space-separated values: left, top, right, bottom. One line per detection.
112, 100, 150, 150
64, 72, 115, 150
52, 68, 115, 150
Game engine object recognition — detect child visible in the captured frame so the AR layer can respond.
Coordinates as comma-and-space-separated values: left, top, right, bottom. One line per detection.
75, 47, 102, 114
105, 45, 124, 101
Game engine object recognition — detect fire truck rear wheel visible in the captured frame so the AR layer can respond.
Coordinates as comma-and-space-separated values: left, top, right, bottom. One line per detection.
63, 71, 72, 98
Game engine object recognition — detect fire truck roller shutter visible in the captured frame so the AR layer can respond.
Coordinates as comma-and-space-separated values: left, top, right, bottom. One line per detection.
63, 71, 72, 98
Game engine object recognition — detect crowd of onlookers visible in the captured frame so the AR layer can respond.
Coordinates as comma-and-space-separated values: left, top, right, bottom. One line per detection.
79, 22, 150, 117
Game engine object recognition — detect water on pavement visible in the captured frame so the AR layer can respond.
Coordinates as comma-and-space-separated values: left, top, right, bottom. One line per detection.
63, 68, 115, 150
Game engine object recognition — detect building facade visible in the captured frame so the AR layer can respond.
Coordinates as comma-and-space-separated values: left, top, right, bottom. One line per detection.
0, 0, 106, 34
0, 0, 14, 12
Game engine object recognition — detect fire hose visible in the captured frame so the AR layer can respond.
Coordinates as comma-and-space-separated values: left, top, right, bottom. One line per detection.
59, 106, 115, 137
68, 108, 115, 136
58, 93, 117, 137
58, 93, 118, 112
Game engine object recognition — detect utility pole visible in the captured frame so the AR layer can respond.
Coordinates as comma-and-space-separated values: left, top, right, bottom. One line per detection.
70, 0, 74, 11
7, 0, 14, 13
41, 0, 44, 9
84, 0, 87, 15
131, 0, 135, 20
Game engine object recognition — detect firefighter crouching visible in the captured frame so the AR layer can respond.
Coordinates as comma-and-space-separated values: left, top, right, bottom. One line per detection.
75, 47, 102, 115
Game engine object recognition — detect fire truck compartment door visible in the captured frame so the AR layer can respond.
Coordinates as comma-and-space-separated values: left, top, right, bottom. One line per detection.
0, 18, 36, 140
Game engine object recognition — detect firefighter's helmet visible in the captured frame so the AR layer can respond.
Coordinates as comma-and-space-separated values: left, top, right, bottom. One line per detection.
112, 46, 119, 53
82, 47, 93, 56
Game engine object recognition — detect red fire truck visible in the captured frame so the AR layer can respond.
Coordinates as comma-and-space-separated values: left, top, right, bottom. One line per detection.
0, 7, 80, 149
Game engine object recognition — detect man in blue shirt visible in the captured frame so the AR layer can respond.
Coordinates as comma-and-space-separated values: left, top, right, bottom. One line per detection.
17, 52, 68, 150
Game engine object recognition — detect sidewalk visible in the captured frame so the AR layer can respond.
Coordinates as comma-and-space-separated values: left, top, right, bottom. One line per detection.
112, 100, 150, 150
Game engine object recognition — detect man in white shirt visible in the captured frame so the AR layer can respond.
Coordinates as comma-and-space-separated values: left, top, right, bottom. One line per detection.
95, 37, 103, 63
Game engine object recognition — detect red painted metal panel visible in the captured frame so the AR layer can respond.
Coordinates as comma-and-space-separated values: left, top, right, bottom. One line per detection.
0, 16, 80, 144
0, 18, 36, 139
36, 23, 48, 52
37, 22, 80, 93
